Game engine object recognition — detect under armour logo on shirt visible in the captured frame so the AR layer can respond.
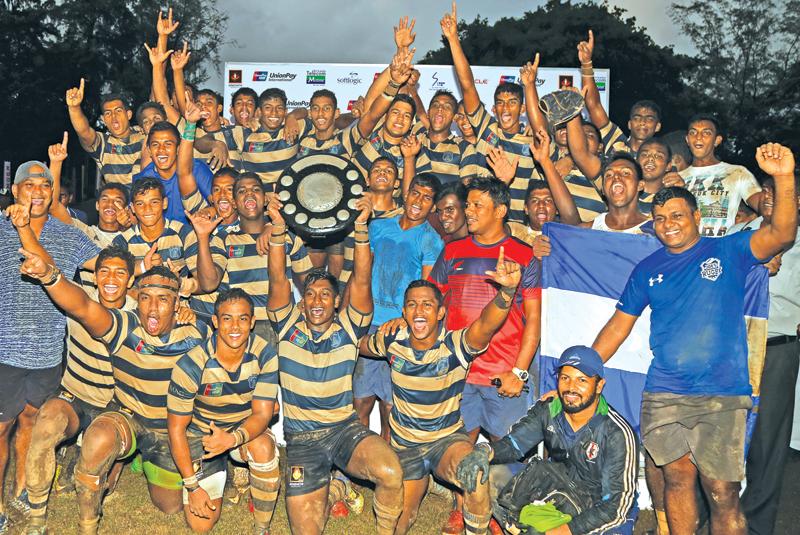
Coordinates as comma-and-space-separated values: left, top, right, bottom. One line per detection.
649, 274, 664, 286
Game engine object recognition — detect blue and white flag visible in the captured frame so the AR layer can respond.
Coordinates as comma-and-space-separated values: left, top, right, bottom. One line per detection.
538, 223, 770, 436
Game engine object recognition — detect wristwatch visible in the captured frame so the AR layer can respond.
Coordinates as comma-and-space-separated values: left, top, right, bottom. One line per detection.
512, 367, 529, 382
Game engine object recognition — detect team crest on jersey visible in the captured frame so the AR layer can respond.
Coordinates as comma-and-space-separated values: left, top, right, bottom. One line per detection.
443, 151, 455, 163
228, 245, 245, 258
389, 354, 404, 372
289, 466, 304, 486
700, 257, 723, 281
203, 383, 224, 397
370, 134, 383, 150
585, 441, 599, 461
247, 142, 266, 152
164, 247, 182, 260
289, 328, 308, 348
134, 339, 155, 355
248, 375, 258, 389
485, 132, 499, 147
329, 330, 343, 347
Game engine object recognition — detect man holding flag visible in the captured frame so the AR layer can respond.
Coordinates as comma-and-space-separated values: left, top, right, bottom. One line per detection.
592, 143, 798, 535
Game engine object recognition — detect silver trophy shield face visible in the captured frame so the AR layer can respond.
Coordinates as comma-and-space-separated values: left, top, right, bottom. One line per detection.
276, 154, 366, 240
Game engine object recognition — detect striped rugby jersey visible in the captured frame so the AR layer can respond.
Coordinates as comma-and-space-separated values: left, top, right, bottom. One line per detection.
563, 169, 608, 222
416, 128, 480, 185
599, 121, 634, 157
176, 118, 245, 171
61, 288, 136, 408
638, 191, 656, 214
167, 333, 279, 436
187, 228, 312, 320
297, 123, 365, 159
428, 235, 541, 386
225, 120, 313, 185
100, 309, 210, 431
366, 326, 483, 449
268, 303, 372, 434
467, 102, 541, 223
72, 218, 121, 288
84, 130, 146, 186
111, 219, 195, 277
352, 131, 433, 192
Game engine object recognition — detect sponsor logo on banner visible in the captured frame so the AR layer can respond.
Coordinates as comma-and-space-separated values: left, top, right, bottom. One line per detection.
228, 70, 242, 84
269, 72, 297, 82
595, 76, 607, 91
287, 99, 310, 107
347, 99, 357, 111
430, 71, 446, 90
337, 72, 362, 85
306, 70, 326, 84
474, 78, 488, 85
499, 75, 518, 84
252, 71, 269, 82
373, 72, 381, 81
535, 77, 545, 87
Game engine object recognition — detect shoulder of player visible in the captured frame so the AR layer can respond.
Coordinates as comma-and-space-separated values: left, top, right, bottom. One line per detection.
502, 235, 535, 262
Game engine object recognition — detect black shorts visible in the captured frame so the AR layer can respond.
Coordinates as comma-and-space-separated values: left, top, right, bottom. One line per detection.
284, 416, 374, 497
52, 389, 105, 432
396, 431, 472, 481
0, 363, 62, 421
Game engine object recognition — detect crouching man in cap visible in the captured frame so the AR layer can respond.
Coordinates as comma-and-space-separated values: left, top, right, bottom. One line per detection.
456, 346, 638, 535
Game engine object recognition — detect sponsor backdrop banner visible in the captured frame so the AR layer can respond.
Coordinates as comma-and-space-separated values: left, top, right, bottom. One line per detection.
223, 62, 610, 122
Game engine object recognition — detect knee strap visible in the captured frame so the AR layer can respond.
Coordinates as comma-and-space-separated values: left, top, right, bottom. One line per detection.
463, 510, 492, 535
94, 412, 134, 458
373, 495, 403, 525
74, 466, 104, 492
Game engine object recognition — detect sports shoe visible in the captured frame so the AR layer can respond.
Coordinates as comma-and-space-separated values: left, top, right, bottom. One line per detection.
330, 500, 349, 518
442, 509, 465, 535
344, 485, 364, 515
9, 489, 31, 518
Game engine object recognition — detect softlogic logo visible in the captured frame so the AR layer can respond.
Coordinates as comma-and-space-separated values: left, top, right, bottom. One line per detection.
306, 70, 326, 85
252, 71, 268, 82
337, 72, 362, 85
269, 72, 297, 82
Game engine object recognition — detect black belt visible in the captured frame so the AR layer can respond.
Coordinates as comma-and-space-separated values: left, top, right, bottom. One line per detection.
767, 335, 799, 346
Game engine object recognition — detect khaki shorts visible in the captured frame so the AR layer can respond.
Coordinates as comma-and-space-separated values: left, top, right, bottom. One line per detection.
641, 392, 751, 481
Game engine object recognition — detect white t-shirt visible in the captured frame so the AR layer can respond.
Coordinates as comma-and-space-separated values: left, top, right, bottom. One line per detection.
591, 212, 650, 234
680, 161, 761, 237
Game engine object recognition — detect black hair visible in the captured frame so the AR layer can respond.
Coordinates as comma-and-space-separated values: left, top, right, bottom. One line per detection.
652, 186, 698, 213
147, 121, 180, 144
435, 182, 466, 206
97, 245, 135, 275
465, 176, 511, 212
60, 180, 75, 195
214, 287, 254, 316
213, 166, 240, 181
310, 89, 338, 111
234, 171, 263, 189
404, 280, 444, 307
303, 268, 339, 297
371, 156, 398, 175
232, 87, 258, 105
525, 179, 551, 201
638, 137, 673, 162
430, 90, 458, 110
602, 152, 644, 182
662, 130, 692, 164
494, 82, 524, 103
98, 182, 129, 204
135, 101, 166, 125
130, 177, 166, 201
197, 88, 222, 106
630, 100, 662, 122
137, 265, 179, 287
259, 88, 287, 107
409, 173, 442, 197
687, 113, 722, 136
100, 93, 130, 110
389, 94, 417, 119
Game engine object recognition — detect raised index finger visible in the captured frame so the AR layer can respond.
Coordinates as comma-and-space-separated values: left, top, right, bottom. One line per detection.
79, 77, 85, 92
588, 29, 594, 46
497, 245, 505, 266
452, 1, 457, 19
61, 131, 69, 148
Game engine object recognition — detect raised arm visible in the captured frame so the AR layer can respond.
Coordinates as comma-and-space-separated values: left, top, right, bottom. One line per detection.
577, 30, 610, 129
185, 210, 223, 292
530, 128, 581, 225
47, 132, 74, 225
348, 196, 374, 314
357, 48, 416, 138
18, 247, 113, 337
178, 94, 209, 197
65, 78, 97, 149
144, 42, 181, 124
520, 54, 549, 134
441, 2, 480, 114
464, 246, 521, 349
171, 41, 191, 118
592, 309, 639, 363
751, 143, 798, 259
266, 199, 292, 311
400, 134, 422, 198
566, 113, 602, 181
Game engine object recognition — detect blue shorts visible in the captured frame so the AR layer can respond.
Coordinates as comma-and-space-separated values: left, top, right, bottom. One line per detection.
460, 383, 531, 438
353, 326, 392, 402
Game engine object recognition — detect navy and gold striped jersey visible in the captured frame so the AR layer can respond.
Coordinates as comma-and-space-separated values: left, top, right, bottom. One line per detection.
365, 326, 482, 449
416, 129, 479, 185
61, 288, 136, 408
176, 118, 245, 171
73, 218, 120, 288
224, 120, 313, 185
638, 191, 655, 215
599, 121, 633, 157
268, 303, 372, 434
467, 103, 541, 222
297, 123, 365, 159
187, 229, 312, 320
111, 219, 194, 276
563, 169, 608, 222
352, 132, 433, 191
101, 309, 210, 431
338, 206, 404, 285
84, 130, 146, 186
167, 333, 279, 437
506, 221, 540, 247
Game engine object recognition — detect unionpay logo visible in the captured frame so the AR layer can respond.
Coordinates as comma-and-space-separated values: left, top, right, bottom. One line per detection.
252, 71, 269, 82
499, 75, 518, 84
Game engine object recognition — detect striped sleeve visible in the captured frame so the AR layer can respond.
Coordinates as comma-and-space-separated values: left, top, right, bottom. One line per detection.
167, 349, 205, 416
448, 328, 485, 367
100, 309, 136, 355
84, 131, 105, 160
182, 189, 209, 214
599, 121, 630, 157
184, 231, 227, 275
267, 303, 297, 337
253, 344, 279, 401
287, 231, 312, 275
366, 330, 393, 358
344, 304, 373, 339
466, 102, 493, 140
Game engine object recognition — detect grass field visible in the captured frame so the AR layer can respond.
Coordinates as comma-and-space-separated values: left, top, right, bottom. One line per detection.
3, 452, 657, 534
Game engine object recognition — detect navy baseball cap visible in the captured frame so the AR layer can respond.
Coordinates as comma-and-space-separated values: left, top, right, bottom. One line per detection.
557, 345, 604, 379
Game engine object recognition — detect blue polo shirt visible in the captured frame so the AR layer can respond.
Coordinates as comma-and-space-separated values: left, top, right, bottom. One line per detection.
132, 159, 213, 224
617, 231, 762, 396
